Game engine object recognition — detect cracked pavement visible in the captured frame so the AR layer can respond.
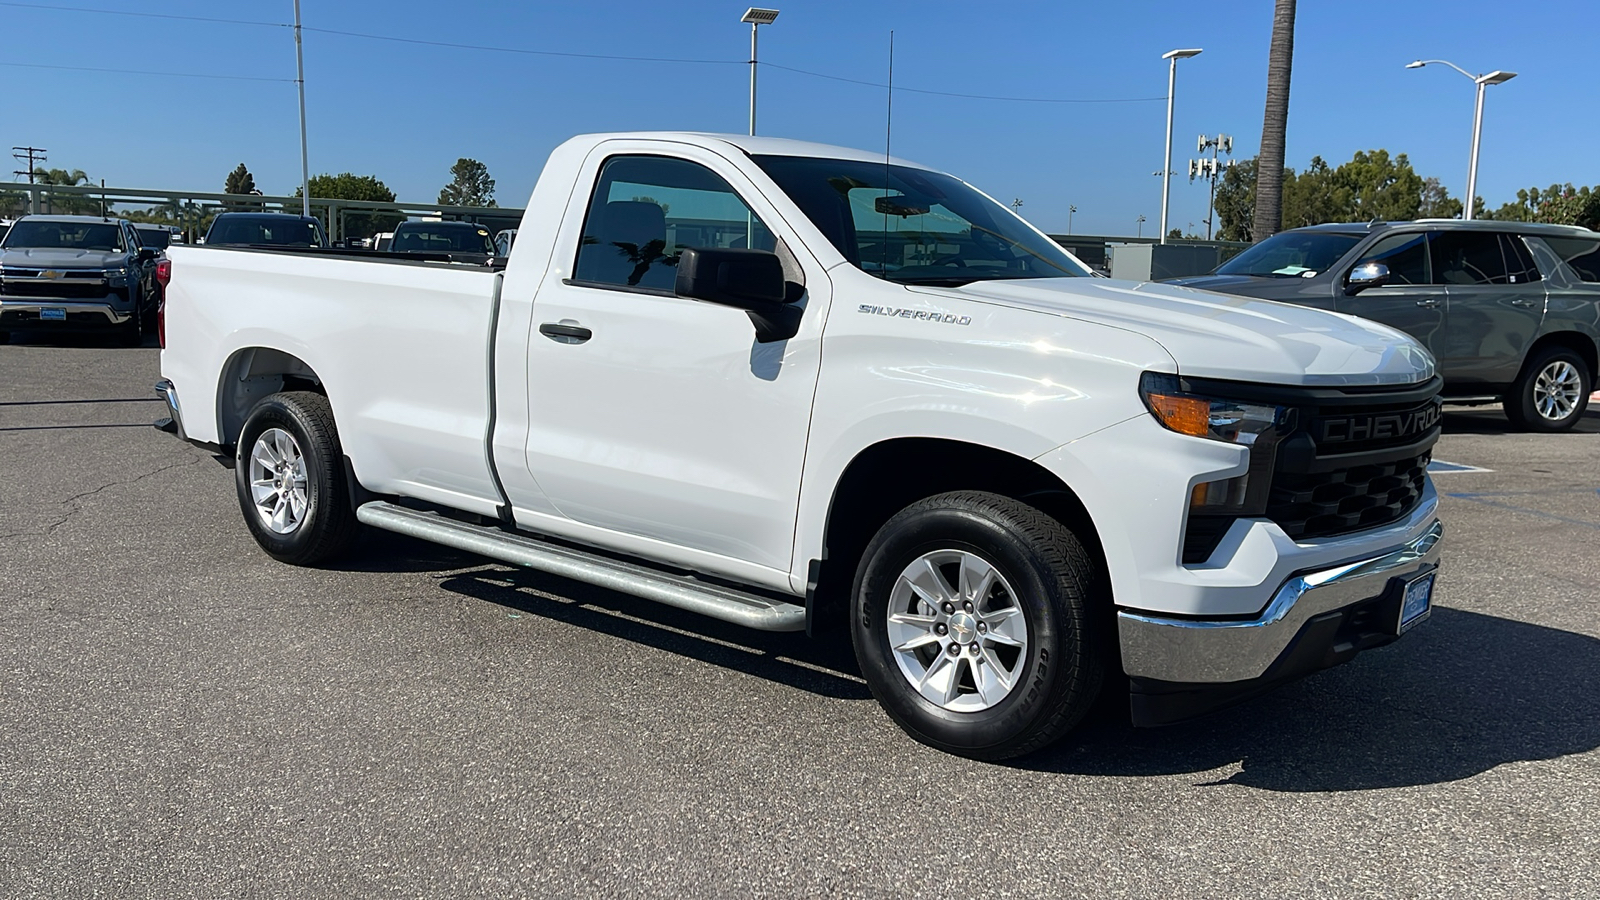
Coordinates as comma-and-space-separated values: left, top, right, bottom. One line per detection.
1, 334, 1597, 898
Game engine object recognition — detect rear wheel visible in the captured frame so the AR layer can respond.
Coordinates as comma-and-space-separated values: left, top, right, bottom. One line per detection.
1506, 346, 1591, 432
850, 491, 1104, 761
234, 391, 360, 565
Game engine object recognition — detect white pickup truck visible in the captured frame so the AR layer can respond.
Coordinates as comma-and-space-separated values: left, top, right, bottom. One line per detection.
157, 132, 1444, 760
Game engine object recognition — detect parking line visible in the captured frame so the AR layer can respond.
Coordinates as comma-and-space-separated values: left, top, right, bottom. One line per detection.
1428, 460, 1493, 474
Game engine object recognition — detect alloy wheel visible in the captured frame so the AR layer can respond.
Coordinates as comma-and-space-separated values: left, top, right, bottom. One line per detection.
885, 549, 1029, 712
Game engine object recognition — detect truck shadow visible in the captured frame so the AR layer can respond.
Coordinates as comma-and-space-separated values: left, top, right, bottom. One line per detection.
1027, 607, 1600, 791
380, 529, 1600, 792
1441, 406, 1600, 435
434, 565, 872, 702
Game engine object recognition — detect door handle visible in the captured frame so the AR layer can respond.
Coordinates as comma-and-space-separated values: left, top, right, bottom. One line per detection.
1414, 298, 1442, 308
539, 322, 592, 344
1509, 298, 1539, 308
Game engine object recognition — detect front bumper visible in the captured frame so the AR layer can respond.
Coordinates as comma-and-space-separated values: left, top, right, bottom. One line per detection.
1118, 518, 1442, 724
0, 298, 133, 329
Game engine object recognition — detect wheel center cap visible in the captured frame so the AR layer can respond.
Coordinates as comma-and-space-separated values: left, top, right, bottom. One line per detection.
948, 611, 977, 644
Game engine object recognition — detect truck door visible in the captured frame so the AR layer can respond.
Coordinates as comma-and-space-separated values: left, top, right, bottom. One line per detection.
1432, 231, 1547, 387
1336, 230, 1446, 357
520, 147, 827, 578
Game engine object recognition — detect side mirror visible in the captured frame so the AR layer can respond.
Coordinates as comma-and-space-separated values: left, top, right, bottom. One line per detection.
675, 247, 800, 343
137, 247, 158, 261
1345, 261, 1392, 294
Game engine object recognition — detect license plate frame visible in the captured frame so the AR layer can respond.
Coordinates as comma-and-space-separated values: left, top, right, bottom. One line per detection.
1397, 572, 1435, 633
39, 307, 67, 321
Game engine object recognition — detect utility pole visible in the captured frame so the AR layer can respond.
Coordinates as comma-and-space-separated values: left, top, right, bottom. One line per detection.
1136, 214, 1146, 238
12, 146, 47, 182
1011, 198, 1024, 213
1068, 204, 1076, 235
293, 0, 311, 218
1188, 133, 1234, 240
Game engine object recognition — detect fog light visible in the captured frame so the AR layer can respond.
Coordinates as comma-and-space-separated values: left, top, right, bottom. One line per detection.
1191, 475, 1250, 511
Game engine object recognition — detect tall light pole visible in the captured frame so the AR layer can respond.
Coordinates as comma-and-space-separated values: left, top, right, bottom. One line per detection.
1159, 48, 1203, 245
1406, 60, 1516, 220
742, 8, 780, 136
293, 0, 310, 217
1068, 204, 1077, 235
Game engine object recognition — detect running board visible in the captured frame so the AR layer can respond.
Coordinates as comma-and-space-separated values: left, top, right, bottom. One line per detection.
356, 501, 806, 632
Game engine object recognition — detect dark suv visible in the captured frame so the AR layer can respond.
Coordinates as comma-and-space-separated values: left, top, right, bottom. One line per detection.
0, 215, 161, 344
204, 212, 327, 248
1171, 221, 1600, 431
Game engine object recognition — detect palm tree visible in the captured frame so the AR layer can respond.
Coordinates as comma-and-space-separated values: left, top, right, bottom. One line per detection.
1251, 0, 1296, 242
32, 167, 98, 215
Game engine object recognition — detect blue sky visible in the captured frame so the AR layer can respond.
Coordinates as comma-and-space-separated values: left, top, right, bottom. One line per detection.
2, 0, 1595, 236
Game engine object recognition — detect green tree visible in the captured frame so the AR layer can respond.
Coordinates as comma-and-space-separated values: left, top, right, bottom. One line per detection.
296, 172, 401, 238
1251, 0, 1297, 241
1418, 177, 1462, 219
1535, 185, 1600, 230
437, 158, 496, 208
224, 163, 256, 196
1214, 157, 1260, 242
1337, 149, 1423, 222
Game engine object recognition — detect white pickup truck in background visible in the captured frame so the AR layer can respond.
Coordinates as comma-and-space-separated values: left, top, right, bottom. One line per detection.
157, 132, 1444, 760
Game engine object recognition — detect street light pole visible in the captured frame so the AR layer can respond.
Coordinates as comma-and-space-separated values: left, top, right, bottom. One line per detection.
1406, 60, 1516, 220
742, 8, 780, 136
1160, 49, 1203, 245
1068, 204, 1076, 235
294, 0, 310, 218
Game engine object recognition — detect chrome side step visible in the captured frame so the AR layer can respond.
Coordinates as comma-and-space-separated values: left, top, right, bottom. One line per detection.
356, 501, 806, 632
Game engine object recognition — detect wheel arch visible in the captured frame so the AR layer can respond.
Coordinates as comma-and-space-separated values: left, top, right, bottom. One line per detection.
215, 346, 328, 448
812, 437, 1110, 632
1525, 330, 1599, 384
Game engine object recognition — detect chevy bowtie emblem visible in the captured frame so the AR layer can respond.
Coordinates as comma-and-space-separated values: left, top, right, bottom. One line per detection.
41, 270, 64, 279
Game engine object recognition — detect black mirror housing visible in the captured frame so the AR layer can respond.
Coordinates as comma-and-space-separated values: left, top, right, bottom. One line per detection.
675, 247, 799, 343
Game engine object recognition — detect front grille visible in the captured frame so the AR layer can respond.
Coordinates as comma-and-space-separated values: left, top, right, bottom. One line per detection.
0, 280, 113, 300
1268, 451, 1431, 539
1177, 376, 1441, 563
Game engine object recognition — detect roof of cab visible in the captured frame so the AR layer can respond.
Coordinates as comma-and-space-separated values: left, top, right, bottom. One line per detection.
559, 131, 935, 171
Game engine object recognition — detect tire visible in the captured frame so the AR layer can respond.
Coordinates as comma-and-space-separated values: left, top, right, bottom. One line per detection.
234, 391, 360, 565
117, 288, 144, 346
1505, 346, 1591, 432
850, 491, 1105, 761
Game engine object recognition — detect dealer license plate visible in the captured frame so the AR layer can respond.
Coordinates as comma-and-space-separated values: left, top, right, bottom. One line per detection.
1398, 572, 1435, 632
40, 308, 66, 321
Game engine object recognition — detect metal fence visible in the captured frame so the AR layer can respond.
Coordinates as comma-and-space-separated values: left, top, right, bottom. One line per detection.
0, 183, 522, 243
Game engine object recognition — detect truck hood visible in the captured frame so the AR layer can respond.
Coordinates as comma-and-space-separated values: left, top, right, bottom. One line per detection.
0, 247, 130, 269
1163, 273, 1303, 299
921, 277, 1434, 387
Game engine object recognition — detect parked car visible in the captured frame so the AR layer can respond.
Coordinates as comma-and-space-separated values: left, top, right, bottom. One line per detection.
133, 223, 181, 253
204, 212, 327, 248
157, 132, 1443, 760
0, 214, 163, 343
1169, 221, 1600, 431
389, 220, 497, 260
495, 228, 517, 256
0, 218, 12, 244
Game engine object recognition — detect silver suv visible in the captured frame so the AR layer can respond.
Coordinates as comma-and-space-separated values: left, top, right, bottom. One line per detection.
1171, 221, 1600, 431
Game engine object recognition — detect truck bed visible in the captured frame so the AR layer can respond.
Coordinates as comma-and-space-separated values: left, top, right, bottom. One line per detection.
161, 244, 507, 516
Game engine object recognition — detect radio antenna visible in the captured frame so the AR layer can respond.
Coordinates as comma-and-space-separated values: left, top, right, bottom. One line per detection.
881, 29, 894, 276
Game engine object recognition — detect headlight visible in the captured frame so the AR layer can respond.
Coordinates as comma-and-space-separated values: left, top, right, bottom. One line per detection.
1139, 372, 1291, 546
1138, 372, 1284, 444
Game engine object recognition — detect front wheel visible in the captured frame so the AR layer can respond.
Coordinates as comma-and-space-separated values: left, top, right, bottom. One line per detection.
1505, 346, 1591, 432
850, 491, 1105, 761
234, 391, 360, 565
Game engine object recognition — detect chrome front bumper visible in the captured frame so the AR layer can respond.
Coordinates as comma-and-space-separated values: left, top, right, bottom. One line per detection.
0, 299, 133, 325
1117, 520, 1443, 684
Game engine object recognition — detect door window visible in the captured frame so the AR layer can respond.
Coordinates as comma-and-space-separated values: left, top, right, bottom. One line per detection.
1352, 232, 1430, 285
1429, 231, 1510, 285
573, 155, 775, 292
1500, 234, 1542, 284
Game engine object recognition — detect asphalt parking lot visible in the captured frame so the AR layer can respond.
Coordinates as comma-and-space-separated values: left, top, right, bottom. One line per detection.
2, 335, 1597, 899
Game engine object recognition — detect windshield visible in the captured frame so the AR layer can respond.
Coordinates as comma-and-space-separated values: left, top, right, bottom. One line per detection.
392, 223, 496, 254
752, 155, 1088, 286
208, 216, 324, 247
1215, 231, 1362, 278
2, 220, 123, 251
